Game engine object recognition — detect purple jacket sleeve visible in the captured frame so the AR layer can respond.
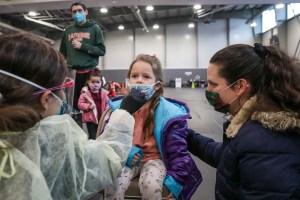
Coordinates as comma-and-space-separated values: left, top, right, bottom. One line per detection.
164, 120, 196, 185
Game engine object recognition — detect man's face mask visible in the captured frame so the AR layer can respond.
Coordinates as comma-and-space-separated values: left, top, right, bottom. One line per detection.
127, 81, 160, 100
205, 81, 238, 114
73, 12, 85, 24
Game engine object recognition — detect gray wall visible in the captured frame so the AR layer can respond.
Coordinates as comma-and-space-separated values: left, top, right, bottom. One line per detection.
101, 68, 207, 86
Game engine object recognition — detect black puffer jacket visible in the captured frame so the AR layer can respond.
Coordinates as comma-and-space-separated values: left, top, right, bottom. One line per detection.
187, 97, 300, 200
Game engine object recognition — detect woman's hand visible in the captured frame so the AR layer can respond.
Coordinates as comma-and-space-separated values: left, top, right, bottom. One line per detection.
130, 153, 141, 166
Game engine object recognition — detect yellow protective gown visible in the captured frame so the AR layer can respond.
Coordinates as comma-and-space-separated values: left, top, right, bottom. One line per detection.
0, 109, 134, 200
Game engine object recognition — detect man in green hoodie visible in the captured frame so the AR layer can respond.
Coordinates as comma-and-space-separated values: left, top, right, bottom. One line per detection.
60, 2, 106, 117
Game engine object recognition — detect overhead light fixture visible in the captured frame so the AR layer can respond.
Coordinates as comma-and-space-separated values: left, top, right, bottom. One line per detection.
153, 24, 159, 29
275, 3, 285, 9
28, 11, 38, 16
250, 20, 257, 27
188, 23, 195, 28
100, 8, 108, 13
146, 6, 154, 11
194, 5, 202, 10
118, 25, 124, 30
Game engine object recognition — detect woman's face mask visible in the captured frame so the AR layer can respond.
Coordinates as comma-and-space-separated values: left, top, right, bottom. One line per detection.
49, 92, 71, 115
127, 81, 160, 100
73, 12, 85, 24
205, 81, 238, 114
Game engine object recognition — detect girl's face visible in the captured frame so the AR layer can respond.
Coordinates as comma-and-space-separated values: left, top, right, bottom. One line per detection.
87, 76, 102, 92
129, 61, 156, 85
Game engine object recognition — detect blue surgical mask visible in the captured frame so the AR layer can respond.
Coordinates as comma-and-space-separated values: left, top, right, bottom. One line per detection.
52, 94, 71, 115
127, 81, 160, 100
73, 12, 85, 24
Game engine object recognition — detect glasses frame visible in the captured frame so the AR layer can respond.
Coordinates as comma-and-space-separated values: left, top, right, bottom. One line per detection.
32, 77, 74, 95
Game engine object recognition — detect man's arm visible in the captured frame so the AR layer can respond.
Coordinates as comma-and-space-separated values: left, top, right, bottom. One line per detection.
80, 25, 106, 57
59, 31, 67, 57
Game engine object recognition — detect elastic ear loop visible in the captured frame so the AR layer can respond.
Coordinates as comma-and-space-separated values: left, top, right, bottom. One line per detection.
0, 69, 63, 102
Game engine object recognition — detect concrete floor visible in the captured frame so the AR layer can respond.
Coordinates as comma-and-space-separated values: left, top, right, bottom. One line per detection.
88, 87, 225, 200
164, 87, 225, 200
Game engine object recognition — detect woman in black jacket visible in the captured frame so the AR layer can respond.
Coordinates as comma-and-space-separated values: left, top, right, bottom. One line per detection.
187, 43, 300, 200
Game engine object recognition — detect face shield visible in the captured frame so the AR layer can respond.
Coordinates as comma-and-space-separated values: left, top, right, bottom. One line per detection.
0, 69, 78, 115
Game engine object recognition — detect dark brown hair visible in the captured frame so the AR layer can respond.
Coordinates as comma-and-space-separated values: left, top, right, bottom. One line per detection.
88, 68, 102, 81
0, 33, 67, 131
210, 44, 300, 113
70, 2, 87, 11
127, 54, 164, 141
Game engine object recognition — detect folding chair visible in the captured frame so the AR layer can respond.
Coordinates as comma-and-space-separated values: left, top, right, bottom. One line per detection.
124, 176, 174, 200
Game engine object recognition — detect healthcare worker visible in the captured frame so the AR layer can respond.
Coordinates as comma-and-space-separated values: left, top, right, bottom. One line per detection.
0, 33, 147, 200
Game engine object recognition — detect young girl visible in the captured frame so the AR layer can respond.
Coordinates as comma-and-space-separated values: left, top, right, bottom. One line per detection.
78, 68, 109, 139
106, 54, 202, 200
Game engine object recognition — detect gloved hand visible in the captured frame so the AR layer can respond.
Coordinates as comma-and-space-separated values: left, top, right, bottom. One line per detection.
120, 88, 147, 114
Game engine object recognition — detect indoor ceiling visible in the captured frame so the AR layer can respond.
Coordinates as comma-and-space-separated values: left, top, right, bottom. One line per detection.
0, 0, 290, 40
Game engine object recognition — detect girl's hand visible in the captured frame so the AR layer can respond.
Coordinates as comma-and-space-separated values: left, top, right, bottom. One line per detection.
165, 192, 174, 199
130, 153, 140, 166
89, 104, 96, 110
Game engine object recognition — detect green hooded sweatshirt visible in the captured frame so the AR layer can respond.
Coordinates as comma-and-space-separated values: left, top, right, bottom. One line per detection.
60, 20, 106, 70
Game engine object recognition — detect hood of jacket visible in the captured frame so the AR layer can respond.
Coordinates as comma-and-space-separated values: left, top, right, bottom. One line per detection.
226, 96, 300, 138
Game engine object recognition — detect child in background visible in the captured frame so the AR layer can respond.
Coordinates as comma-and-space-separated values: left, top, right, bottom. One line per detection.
78, 68, 109, 139
105, 54, 202, 200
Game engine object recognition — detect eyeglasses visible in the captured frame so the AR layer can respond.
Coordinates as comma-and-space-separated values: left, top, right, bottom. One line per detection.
32, 77, 74, 95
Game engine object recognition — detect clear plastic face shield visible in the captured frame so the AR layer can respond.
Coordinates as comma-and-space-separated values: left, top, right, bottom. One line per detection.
0, 69, 78, 115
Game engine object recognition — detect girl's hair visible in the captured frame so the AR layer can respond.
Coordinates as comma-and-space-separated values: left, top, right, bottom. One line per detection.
127, 54, 164, 140
0, 33, 67, 131
210, 43, 300, 113
87, 68, 102, 81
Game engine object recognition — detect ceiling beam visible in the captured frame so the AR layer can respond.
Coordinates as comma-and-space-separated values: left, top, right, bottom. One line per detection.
245, 4, 272, 24
0, 21, 55, 44
0, 0, 292, 14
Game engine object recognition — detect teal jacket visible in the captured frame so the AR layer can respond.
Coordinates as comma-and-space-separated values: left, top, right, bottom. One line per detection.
59, 20, 106, 70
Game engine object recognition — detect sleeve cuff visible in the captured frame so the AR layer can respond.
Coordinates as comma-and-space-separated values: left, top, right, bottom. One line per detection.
163, 175, 183, 199
126, 145, 143, 168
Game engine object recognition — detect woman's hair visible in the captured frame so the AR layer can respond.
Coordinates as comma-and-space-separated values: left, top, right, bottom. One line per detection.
210, 43, 300, 113
127, 54, 164, 140
0, 33, 67, 131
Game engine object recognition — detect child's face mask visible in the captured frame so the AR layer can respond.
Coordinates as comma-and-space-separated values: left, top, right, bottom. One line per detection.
127, 81, 161, 100
89, 83, 101, 91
